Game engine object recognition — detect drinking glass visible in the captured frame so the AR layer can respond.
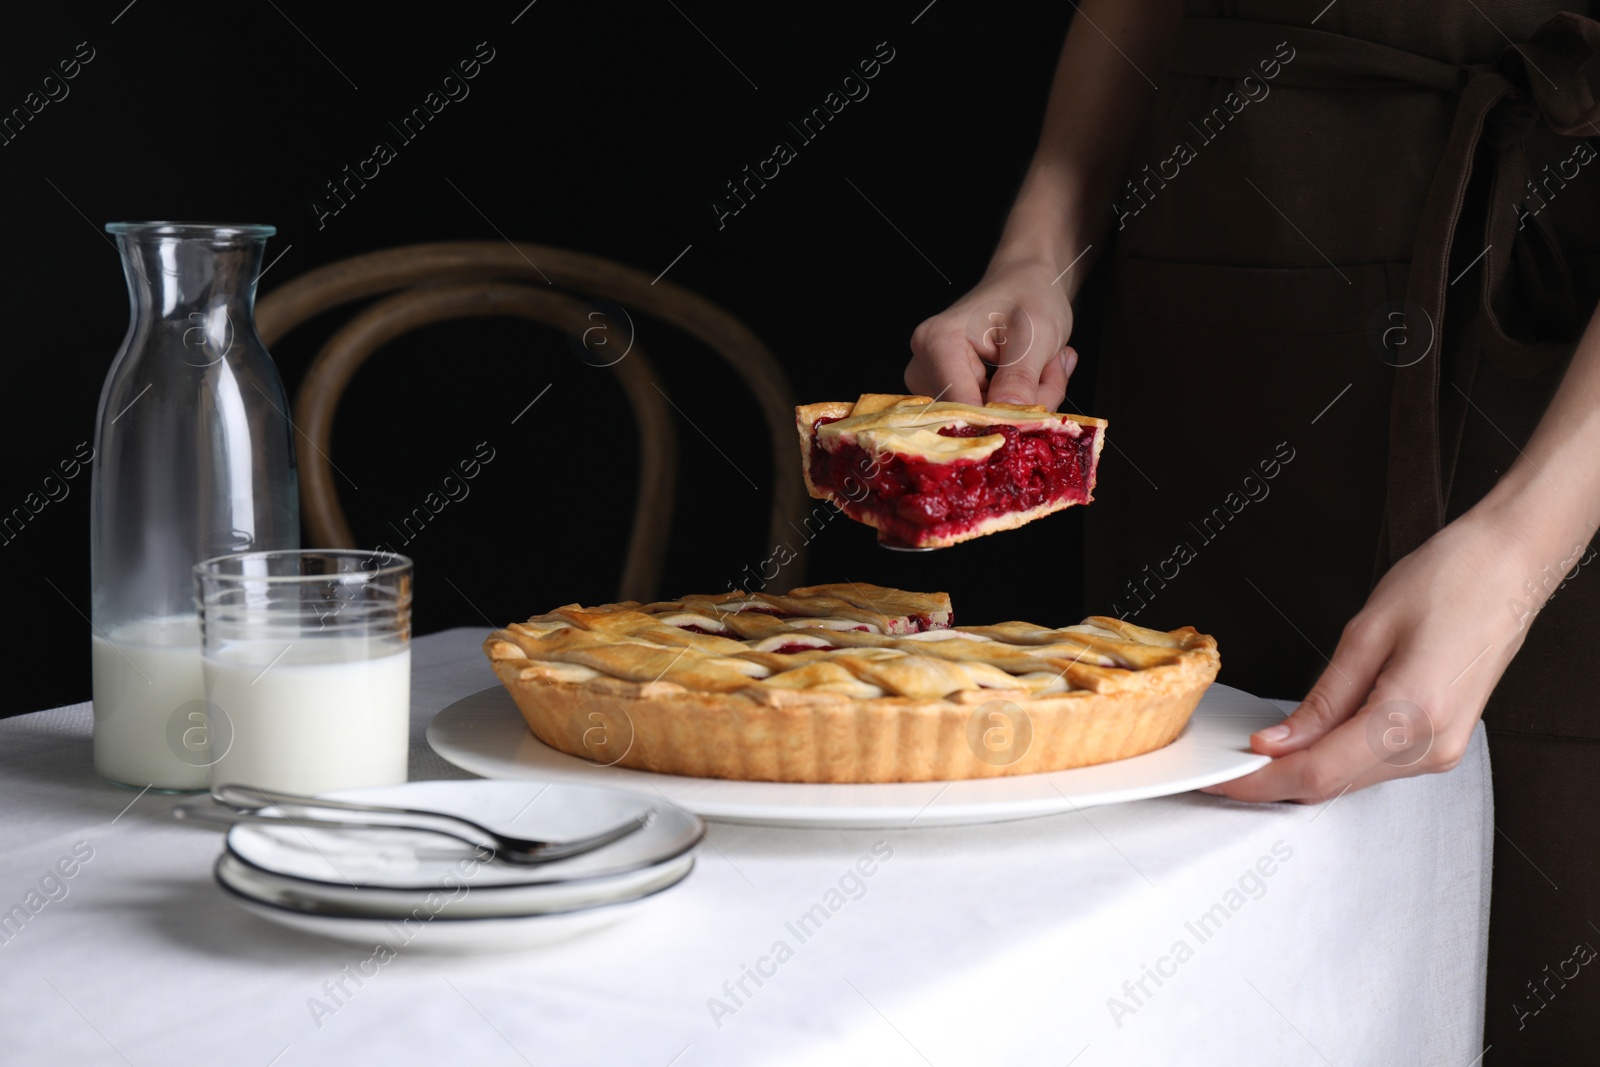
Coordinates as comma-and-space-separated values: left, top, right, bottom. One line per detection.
195, 549, 412, 795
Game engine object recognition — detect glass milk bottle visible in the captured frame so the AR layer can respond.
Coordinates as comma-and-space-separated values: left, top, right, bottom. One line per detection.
90, 222, 299, 791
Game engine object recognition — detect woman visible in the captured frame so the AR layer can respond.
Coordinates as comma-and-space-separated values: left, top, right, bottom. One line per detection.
905, 1, 1600, 1057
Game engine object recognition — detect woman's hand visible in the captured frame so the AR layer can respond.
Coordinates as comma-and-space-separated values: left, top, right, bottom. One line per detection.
906, 260, 1078, 409
1202, 505, 1557, 803
1205, 222, 1600, 805
902, 0, 1185, 409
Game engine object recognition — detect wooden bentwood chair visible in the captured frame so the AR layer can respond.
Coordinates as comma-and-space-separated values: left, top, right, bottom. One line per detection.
255, 241, 809, 601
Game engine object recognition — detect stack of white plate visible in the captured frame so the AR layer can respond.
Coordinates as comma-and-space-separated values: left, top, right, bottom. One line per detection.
213, 779, 701, 951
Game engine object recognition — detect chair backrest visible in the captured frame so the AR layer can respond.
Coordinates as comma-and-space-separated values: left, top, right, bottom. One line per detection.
255, 241, 808, 601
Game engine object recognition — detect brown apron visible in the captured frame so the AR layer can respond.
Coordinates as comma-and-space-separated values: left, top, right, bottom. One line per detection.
1086, 2, 1600, 1056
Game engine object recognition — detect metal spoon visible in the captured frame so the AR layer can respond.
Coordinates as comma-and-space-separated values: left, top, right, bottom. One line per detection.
173, 784, 651, 865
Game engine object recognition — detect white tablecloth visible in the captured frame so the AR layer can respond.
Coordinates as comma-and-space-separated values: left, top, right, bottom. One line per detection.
0, 628, 1492, 1066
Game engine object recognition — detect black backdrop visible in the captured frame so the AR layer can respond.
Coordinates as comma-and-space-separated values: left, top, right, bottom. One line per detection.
0, 0, 1104, 718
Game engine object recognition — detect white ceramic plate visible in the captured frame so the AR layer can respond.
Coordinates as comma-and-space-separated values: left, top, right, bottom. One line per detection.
216, 850, 696, 920
214, 863, 672, 952
427, 684, 1283, 828
225, 780, 703, 890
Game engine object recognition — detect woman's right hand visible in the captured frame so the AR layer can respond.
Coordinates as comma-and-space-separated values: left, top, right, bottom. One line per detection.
904, 0, 1183, 409
906, 259, 1078, 410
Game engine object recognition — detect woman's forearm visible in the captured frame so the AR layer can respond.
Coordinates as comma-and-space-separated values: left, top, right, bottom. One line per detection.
989, 0, 1185, 299
1474, 305, 1600, 588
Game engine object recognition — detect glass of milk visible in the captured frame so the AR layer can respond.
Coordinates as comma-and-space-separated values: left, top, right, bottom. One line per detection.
195, 549, 413, 795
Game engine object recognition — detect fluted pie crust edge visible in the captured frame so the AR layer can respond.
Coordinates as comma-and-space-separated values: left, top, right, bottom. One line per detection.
488, 647, 1216, 783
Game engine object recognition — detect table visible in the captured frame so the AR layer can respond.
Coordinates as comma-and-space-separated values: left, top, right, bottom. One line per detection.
0, 628, 1492, 1066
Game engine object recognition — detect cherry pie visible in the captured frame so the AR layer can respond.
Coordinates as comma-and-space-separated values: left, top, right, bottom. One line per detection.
797, 393, 1108, 548
484, 583, 1218, 783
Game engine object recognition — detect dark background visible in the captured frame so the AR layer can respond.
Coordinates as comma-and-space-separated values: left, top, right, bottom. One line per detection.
0, 0, 1105, 718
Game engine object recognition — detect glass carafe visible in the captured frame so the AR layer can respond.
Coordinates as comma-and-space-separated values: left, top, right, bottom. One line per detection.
90, 222, 299, 791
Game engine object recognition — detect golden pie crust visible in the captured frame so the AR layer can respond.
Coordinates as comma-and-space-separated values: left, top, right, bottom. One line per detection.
484, 583, 1219, 783
796, 393, 1109, 548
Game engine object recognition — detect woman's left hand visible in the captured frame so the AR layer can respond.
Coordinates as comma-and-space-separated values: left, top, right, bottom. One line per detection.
1201, 505, 1560, 803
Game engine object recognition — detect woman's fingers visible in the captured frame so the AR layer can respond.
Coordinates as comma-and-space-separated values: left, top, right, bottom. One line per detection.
978, 301, 1070, 407
1206, 684, 1466, 804
1202, 611, 1391, 796
907, 320, 986, 405
1207, 631, 1480, 803
906, 265, 1080, 408
1033, 347, 1076, 412
907, 265, 1077, 409
986, 338, 1063, 405
1249, 613, 1391, 757
1203, 709, 1393, 803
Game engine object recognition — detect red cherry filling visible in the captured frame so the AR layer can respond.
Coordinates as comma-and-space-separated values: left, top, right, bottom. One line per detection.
766, 642, 836, 655
677, 617, 927, 638
809, 418, 1097, 547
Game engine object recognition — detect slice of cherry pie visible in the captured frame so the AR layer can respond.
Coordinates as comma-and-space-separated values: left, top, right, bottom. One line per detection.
796, 394, 1108, 549
484, 583, 1219, 784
